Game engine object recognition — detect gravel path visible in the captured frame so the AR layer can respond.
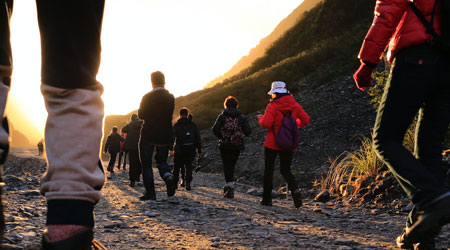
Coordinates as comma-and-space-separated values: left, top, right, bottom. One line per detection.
2, 151, 450, 249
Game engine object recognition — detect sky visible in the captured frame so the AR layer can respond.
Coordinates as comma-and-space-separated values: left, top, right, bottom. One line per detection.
6, 0, 303, 143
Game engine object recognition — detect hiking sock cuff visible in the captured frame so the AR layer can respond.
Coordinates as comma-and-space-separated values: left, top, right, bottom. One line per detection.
47, 200, 95, 228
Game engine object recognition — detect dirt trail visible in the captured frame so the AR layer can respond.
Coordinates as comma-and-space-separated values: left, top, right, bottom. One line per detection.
2, 150, 450, 249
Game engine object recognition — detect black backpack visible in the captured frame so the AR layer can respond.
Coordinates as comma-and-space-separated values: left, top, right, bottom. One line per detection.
409, 0, 450, 56
178, 123, 195, 150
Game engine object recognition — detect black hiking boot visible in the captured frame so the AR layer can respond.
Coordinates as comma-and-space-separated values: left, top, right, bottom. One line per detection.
42, 228, 108, 250
292, 190, 303, 208
223, 185, 234, 198
164, 175, 176, 197
404, 195, 450, 244
396, 229, 436, 250
139, 189, 156, 201
260, 199, 273, 206
129, 181, 135, 187
186, 182, 191, 191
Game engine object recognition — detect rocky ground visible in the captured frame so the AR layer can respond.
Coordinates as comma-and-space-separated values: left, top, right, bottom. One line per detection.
2, 149, 450, 250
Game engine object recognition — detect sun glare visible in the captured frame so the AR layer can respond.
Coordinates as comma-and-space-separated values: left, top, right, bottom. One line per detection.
6, 0, 303, 145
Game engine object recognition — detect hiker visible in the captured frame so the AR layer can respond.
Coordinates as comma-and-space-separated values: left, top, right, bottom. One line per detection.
37, 139, 44, 156
138, 71, 176, 201
117, 129, 127, 170
122, 114, 143, 187
212, 96, 251, 198
170, 108, 202, 191
179, 113, 194, 186
258, 81, 310, 208
0, 0, 108, 248
104, 126, 124, 173
353, 0, 450, 248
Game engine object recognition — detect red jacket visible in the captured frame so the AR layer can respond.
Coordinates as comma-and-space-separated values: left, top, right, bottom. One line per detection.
359, 0, 442, 64
258, 95, 310, 151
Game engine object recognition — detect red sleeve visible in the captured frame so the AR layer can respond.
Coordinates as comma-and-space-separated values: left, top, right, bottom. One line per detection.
358, 0, 408, 64
259, 103, 276, 129
294, 104, 310, 127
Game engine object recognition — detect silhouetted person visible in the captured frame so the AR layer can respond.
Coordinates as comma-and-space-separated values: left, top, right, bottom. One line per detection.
0, 0, 108, 248
212, 96, 251, 198
354, 0, 450, 248
258, 81, 310, 208
117, 129, 127, 170
104, 126, 124, 173
37, 139, 44, 156
122, 114, 143, 187
170, 108, 201, 191
138, 71, 176, 201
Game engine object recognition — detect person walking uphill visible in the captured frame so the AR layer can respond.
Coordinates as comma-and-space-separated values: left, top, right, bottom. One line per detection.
122, 114, 143, 187
104, 126, 124, 173
212, 96, 251, 198
0, 0, 108, 249
258, 81, 310, 208
170, 108, 202, 191
353, 0, 450, 248
138, 71, 176, 201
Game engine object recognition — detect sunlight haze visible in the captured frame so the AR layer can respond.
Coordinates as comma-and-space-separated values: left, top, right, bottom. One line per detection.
6, 0, 303, 144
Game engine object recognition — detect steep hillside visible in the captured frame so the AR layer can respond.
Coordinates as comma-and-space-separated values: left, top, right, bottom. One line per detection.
204, 0, 322, 89
175, 0, 374, 130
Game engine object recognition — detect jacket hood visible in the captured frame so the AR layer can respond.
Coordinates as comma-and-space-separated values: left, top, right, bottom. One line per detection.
270, 94, 299, 110
223, 108, 241, 117
176, 117, 191, 126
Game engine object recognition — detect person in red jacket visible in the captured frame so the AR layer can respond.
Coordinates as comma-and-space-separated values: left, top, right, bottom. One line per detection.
354, 0, 450, 248
258, 81, 310, 208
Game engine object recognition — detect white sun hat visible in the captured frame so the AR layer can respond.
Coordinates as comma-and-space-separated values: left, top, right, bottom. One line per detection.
268, 81, 289, 95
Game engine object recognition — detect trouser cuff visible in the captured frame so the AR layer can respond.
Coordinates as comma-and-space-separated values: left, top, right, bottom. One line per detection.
47, 200, 94, 228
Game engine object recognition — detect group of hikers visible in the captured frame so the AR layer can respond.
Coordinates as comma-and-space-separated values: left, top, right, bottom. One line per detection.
0, 0, 449, 249
104, 72, 310, 208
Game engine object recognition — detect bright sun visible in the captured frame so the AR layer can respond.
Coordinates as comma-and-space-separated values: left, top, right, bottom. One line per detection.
6, 0, 303, 145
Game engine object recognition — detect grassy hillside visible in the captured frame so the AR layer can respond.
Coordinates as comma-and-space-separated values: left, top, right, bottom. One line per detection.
204, 0, 321, 89
175, 0, 374, 130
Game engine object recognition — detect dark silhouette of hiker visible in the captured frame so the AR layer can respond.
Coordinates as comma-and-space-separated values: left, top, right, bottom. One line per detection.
37, 139, 44, 156
138, 71, 176, 201
212, 96, 251, 198
122, 114, 143, 187
179, 113, 194, 186
354, 1, 450, 248
258, 81, 310, 208
170, 108, 201, 191
104, 126, 124, 173
117, 129, 127, 170
0, 0, 108, 248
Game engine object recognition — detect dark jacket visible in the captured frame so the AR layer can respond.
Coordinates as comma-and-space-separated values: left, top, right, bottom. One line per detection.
104, 132, 124, 153
138, 87, 175, 145
212, 108, 251, 148
122, 119, 143, 151
172, 117, 202, 154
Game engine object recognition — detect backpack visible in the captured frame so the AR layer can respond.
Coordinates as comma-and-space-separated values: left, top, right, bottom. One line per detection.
409, 0, 450, 56
274, 111, 300, 152
178, 123, 195, 150
220, 116, 245, 148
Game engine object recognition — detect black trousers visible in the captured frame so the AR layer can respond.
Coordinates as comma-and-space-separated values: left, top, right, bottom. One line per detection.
372, 45, 450, 227
107, 152, 118, 171
0, 0, 105, 228
262, 147, 298, 200
220, 147, 240, 183
173, 149, 195, 184
128, 150, 141, 182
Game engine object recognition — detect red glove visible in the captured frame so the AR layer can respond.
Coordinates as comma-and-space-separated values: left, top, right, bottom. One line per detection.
353, 63, 374, 91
